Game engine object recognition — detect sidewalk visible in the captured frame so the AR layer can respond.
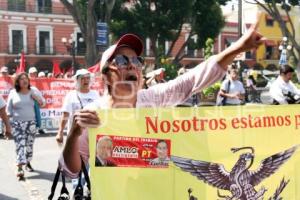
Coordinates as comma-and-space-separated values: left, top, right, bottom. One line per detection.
0, 135, 72, 200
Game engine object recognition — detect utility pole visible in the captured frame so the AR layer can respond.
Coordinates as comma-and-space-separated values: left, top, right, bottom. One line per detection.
238, 0, 242, 38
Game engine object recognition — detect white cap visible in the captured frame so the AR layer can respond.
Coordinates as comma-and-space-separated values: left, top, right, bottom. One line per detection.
0, 66, 8, 73
29, 67, 38, 73
73, 69, 91, 79
38, 71, 46, 77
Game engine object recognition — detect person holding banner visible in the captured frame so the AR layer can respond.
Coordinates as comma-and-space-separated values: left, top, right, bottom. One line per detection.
0, 95, 12, 139
6, 73, 45, 179
60, 17, 266, 177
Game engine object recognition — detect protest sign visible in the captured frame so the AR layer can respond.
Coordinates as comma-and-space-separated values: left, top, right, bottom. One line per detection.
89, 105, 300, 200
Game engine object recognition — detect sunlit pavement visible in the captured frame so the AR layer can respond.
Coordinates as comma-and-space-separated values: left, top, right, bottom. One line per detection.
0, 134, 72, 200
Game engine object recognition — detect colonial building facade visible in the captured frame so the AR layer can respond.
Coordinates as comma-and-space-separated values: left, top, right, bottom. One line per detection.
0, 0, 255, 74
0, 0, 85, 74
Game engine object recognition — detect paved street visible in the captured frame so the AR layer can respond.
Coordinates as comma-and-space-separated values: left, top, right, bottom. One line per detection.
0, 134, 72, 200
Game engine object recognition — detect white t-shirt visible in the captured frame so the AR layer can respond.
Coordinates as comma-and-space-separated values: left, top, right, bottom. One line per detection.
221, 79, 245, 105
61, 90, 102, 133
269, 76, 300, 104
0, 95, 5, 109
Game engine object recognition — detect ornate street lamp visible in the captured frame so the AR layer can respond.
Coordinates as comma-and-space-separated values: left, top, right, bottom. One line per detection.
61, 34, 84, 74
278, 36, 292, 66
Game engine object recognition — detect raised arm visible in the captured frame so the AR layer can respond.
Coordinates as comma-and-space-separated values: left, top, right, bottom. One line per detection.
138, 16, 265, 108
216, 15, 265, 70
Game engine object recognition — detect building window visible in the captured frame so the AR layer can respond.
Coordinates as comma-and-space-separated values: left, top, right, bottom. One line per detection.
39, 31, 50, 54
36, 26, 53, 55
12, 30, 24, 54
37, 0, 52, 13
8, 0, 25, 12
266, 19, 274, 27
8, 24, 27, 54
265, 46, 274, 59
245, 51, 252, 59
9, 25, 27, 54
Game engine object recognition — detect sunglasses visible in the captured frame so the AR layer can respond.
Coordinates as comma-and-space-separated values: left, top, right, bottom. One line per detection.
112, 54, 144, 69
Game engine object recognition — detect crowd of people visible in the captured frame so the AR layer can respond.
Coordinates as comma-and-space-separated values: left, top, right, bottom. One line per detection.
0, 17, 300, 199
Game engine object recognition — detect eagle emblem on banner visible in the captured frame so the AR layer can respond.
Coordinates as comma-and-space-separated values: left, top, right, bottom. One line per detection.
172, 145, 299, 200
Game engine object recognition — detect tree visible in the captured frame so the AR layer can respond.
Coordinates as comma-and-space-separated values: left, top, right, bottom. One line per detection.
204, 38, 214, 60
110, 0, 228, 66
172, 0, 226, 64
60, 0, 116, 66
246, 0, 300, 80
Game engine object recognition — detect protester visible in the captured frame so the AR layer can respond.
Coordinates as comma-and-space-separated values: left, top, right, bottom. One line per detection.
0, 95, 12, 139
47, 73, 53, 78
218, 67, 245, 105
0, 66, 9, 77
270, 64, 300, 104
55, 73, 63, 78
64, 71, 73, 79
28, 67, 38, 78
246, 72, 260, 103
55, 69, 102, 144
177, 65, 188, 76
6, 73, 45, 178
60, 19, 265, 178
38, 71, 46, 78
146, 68, 166, 87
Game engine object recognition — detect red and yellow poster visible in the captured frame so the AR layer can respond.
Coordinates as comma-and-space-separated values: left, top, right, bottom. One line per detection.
89, 105, 300, 200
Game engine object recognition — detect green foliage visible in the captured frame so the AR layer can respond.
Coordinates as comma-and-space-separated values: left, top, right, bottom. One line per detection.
159, 57, 178, 81
193, 0, 225, 48
204, 38, 214, 60
111, 0, 192, 40
110, 0, 229, 59
202, 82, 221, 96
203, 37, 219, 96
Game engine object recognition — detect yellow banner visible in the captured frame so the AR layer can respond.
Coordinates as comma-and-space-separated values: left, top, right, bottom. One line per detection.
89, 105, 300, 200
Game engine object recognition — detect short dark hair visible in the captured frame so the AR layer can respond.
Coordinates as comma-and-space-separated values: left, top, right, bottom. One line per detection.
14, 72, 31, 92
280, 64, 294, 75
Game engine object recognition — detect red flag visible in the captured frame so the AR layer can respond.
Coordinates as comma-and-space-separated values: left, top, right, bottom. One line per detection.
16, 51, 25, 74
88, 63, 100, 73
52, 61, 62, 76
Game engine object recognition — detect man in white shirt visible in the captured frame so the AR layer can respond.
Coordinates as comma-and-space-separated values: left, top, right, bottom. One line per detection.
270, 65, 300, 104
219, 68, 245, 105
56, 69, 102, 143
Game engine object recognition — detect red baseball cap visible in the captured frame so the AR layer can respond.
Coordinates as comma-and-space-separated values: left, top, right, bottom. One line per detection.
100, 33, 143, 72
